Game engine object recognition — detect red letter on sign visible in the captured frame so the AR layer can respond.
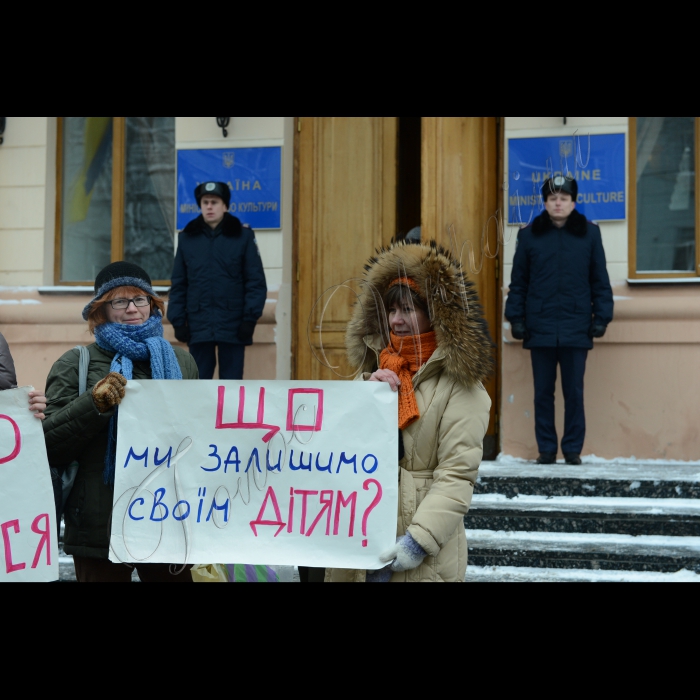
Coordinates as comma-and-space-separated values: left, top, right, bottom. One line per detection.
0, 415, 21, 465
287, 390, 325, 433
249, 487, 286, 538
31, 514, 52, 569
216, 386, 281, 443
1, 520, 27, 574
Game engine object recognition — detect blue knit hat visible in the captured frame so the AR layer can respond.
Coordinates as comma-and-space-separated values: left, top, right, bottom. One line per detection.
82, 261, 159, 321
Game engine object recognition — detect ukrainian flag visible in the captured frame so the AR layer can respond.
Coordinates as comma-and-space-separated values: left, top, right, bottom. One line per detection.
67, 117, 113, 223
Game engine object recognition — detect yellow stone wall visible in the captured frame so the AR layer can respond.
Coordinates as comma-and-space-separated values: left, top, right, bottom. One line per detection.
0, 116, 294, 388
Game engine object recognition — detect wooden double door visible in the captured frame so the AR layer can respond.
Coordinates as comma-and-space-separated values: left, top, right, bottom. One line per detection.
293, 117, 502, 458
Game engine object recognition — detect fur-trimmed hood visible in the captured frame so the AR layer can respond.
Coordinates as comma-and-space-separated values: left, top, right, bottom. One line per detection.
347, 241, 494, 388
532, 209, 588, 236
183, 212, 243, 238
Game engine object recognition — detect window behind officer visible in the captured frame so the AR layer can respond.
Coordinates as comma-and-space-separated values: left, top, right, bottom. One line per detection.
168, 182, 268, 380
505, 176, 614, 466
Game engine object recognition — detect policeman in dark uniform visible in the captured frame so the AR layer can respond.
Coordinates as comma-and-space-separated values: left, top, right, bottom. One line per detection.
168, 182, 267, 380
505, 176, 614, 465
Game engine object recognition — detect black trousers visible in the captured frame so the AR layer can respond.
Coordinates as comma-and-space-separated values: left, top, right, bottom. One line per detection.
531, 347, 589, 455
73, 557, 193, 583
299, 567, 326, 583
189, 342, 246, 380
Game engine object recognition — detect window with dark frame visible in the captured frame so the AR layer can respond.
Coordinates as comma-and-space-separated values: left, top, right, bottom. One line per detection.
56, 117, 176, 285
630, 117, 700, 279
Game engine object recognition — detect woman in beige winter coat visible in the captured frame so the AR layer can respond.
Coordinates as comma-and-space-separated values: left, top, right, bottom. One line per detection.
327, 242, 493, 583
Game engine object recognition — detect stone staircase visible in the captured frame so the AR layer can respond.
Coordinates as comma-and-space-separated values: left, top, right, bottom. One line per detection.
466, 461, 700, 583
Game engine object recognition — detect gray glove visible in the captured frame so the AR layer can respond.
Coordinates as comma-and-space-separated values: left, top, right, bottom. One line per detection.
380, 533, 428, 573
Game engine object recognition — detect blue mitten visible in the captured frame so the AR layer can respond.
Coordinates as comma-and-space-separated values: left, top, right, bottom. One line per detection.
380, 533, 428, 573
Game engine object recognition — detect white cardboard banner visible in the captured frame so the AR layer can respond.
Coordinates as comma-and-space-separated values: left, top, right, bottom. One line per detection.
0, 388, 59, 583
110, 381, 398, 570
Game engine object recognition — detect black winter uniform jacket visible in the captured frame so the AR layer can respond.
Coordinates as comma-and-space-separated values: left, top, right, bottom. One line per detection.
168, 214, 268, 346
505, 210, 614, 350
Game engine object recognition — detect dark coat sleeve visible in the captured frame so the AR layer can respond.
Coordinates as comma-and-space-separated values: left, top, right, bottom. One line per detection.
43, 352, 114, 466
242, 230, 268, 324
0, 333, 17, 390
590, 227, 614, 327
167, 235, 188, 329
173, 347, 200, 380
505, 229, 529, 323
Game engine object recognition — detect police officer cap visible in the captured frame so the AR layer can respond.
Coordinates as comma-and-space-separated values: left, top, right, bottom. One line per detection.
542, 176, 578, 202
195, 182, 231, 208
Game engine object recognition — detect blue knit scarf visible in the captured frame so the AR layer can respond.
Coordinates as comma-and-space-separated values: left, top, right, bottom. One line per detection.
95, 314, 183, 485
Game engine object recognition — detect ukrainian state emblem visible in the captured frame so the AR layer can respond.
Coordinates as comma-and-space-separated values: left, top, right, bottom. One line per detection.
223, 152, 236, 169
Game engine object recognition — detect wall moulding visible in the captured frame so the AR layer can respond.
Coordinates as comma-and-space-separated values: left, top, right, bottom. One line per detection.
612, 296, 700, 321
0, 289, 279, 326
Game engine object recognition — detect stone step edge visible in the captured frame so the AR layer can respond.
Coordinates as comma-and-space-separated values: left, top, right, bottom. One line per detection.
465, 565, 700, 583
466, 529, 700, 558
479, 463, 700, 483
470, 494, 700, 517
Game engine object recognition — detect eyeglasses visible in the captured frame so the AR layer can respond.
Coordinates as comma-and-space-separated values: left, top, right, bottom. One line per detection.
109, 296, 151, 310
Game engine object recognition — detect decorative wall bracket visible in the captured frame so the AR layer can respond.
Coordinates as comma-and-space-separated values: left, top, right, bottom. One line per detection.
216, 117, 231, 138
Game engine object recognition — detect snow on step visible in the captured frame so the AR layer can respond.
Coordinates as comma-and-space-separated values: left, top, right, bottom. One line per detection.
465, 529, 700, 558
479, 462, 700, 482
470, 494, 700, 517
465, 566, 700, 583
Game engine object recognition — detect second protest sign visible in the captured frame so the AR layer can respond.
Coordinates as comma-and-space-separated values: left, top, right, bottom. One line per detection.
109, 381, 398, 570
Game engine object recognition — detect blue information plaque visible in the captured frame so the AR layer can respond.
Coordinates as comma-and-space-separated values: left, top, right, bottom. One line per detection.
508, 134, 626, 224
177, 147, 282, 230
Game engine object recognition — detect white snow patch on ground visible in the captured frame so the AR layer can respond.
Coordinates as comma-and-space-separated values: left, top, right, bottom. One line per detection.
466, 530, 700, 559
466, 529, 700, 548
465, 566, 700, 583
471, 494, 700, 515
496, 454, 700, 467
484, 458, 700, 483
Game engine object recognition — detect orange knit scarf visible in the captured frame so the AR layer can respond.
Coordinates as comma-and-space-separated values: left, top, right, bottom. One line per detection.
380, 331, 438, 430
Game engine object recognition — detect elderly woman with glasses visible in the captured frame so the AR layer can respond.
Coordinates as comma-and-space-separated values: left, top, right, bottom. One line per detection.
43, 262, 199, 583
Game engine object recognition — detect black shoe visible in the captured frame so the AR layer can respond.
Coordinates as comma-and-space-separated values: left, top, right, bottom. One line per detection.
536, 453, 557, 465
565, 454, 582, 466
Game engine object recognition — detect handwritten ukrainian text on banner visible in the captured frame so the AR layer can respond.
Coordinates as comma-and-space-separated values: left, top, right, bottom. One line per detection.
0, 388, 58, 583
177, 147, 282, 230
508, 134, 627, 223
109, 382, 399, 570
